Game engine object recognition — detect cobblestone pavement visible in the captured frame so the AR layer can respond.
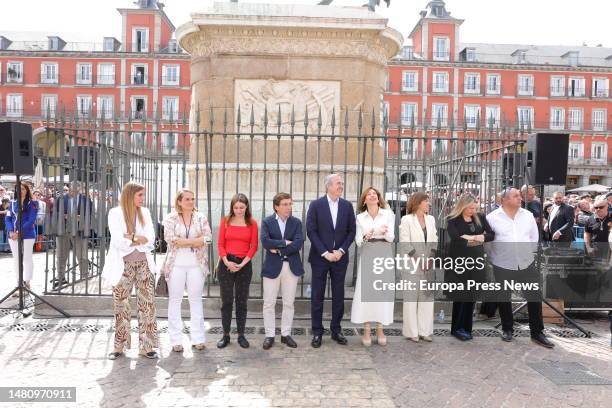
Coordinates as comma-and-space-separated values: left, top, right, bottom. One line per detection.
0, 312, 610, 408
1, 254, 612, 407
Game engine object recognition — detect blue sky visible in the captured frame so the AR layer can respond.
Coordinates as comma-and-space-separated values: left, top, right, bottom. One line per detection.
1, 0, 610, 47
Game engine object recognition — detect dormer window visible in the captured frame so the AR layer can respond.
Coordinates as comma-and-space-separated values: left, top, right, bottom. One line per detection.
47, 36, 66, 51
562, 51, 579, 67
515, 50, 527, 64
462, 48, 476, 62
400, 46, 414, 59
132, 28, 149, 53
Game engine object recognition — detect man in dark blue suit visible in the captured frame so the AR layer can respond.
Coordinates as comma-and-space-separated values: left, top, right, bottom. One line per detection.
260, 192, 305, 350
307, 174, 356, 348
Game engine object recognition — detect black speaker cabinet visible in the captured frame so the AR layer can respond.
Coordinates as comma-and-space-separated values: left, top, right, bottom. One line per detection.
0, 121, 34, 175
527, 133, 569, 185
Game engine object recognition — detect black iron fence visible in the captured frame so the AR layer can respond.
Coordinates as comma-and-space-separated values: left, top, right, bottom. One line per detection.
26, 106, 530, 299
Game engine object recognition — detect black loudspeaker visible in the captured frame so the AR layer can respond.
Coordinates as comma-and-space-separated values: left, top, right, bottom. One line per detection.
527, 133, 569, 185
0, 122, 34, 175
71, 146, 99, 183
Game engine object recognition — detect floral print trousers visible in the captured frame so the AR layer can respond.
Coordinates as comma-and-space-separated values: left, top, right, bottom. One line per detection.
112, 260, 159, 350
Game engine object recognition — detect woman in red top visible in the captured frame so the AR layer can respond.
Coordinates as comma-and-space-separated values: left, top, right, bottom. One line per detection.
217, 193, 258, 349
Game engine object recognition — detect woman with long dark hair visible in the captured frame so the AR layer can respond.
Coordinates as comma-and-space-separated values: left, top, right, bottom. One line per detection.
102, 181, 159, 360
216, 193, 258, 349
5, 182, 38, 291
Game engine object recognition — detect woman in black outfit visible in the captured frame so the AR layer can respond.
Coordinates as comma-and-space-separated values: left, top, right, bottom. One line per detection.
446, 194, 495, 341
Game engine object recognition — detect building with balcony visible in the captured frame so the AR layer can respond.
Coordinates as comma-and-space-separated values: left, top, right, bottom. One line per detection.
384, 0, 611, 188
0, 0, 190, 156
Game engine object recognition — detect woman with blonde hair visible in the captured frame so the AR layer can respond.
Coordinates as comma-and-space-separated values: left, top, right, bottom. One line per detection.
399, 192, 438, 342
446, 194, 494, 341
350, 186, 395, 347
161, 189, 212, 352
102, 181, 158, 360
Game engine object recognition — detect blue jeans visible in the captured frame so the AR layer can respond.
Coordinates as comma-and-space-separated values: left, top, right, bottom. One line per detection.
0, 230, 9, 252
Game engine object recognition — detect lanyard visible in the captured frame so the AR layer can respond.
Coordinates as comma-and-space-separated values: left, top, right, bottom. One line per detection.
181, 213, 194, 252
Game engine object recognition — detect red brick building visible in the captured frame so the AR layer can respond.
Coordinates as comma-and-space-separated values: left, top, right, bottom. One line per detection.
384, 0, 611, 188
0, 0, 190, 155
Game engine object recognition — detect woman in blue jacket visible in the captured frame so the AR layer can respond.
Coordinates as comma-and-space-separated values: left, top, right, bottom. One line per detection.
5, 183, 38, 290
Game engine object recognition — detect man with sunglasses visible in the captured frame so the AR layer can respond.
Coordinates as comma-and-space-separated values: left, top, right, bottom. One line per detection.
584, 198, 611, 255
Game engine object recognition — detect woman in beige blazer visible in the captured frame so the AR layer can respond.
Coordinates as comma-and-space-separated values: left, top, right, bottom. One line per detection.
399, 192, 438, 342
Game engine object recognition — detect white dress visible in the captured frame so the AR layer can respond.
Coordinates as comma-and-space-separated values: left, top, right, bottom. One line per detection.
350, 208, 396, 325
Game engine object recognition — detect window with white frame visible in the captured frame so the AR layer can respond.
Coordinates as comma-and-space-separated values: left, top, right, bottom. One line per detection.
465, 49, 476, 62
464, 73, 480, 94
162, 64, 180, 86
464, 105, 481, 128
6, 62, 23, 83
592, 77, 609, 98
433, 37, 450, 61
76, 95, 92, 117
568, 77, 585, 97
131, 132, 145, 148
591, 142, 607, 162
486, 74, 501, 95
131, 64, 147, 85
485, 106, 500, 128
568, 108, 583, 130
402, 71, 418, 92
76, 63, 92, 84
401, 139, 417, 160
161, 132, 177, 154
550, 107, 565, 130
401, 102, 418, 126
464, 140, 478, 155
432, 139, 448, 155
132, 28, 149, 52
568, 142, 583, 161
41, 95, 57, 118
515, 50, 527, 64
41, 62, 58, 84
592, 109, 607, 132
97, 63, 115, 85
432, 72, 449, 93
550, 76, 565, 96
517, 75, 534, 96
431, 103, 448, 127
131, 96, 146, 119
162, 96, 179, 120
6, 94, 23, 117
517, 107, 534, 129
97, 96, 114, 119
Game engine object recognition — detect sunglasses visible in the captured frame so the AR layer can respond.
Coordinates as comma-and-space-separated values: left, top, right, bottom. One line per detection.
594, 205, 606, 210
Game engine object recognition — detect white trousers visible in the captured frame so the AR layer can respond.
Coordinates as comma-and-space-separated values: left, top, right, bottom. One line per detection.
167, 265, 206, 346
263, 263, 299, 337
9, 238, 35, 282
402, 300, 434, 338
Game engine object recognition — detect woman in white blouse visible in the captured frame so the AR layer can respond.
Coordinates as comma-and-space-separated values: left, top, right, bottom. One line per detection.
350, 187, 395, 347
160, 189, 212, 353
399, 192, 438, 342
102, 181, 159, 360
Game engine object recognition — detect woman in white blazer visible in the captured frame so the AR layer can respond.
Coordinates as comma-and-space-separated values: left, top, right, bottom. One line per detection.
102, 182, 159, 360
399, 192, 438, 342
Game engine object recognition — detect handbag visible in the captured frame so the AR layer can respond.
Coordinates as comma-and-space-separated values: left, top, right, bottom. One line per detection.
155, 273, 168, 297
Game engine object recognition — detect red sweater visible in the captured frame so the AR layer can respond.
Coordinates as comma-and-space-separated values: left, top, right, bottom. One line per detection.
217, 219, 259, 259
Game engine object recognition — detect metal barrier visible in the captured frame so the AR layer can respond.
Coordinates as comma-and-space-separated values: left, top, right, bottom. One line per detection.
28, 107, 527, 298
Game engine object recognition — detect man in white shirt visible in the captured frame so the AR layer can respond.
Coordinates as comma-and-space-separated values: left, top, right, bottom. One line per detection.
486, 188, 554, 348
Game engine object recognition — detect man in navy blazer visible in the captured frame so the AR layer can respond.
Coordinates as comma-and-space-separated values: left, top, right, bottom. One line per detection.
307, 174, 356, 348
260, 192, 305, 350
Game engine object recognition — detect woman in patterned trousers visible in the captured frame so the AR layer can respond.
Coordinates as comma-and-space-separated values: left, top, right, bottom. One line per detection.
102, 182, 159, 360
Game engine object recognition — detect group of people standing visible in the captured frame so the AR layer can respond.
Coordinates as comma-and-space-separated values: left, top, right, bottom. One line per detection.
98, 175, 559, 361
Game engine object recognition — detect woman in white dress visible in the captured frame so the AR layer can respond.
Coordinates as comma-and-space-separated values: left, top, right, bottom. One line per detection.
351, 186, 395, 347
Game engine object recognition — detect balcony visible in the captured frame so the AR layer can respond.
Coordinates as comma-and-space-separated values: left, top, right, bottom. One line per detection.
40, 75, 59, 85
131, 74, 148, 86
160, 76, 180, 87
